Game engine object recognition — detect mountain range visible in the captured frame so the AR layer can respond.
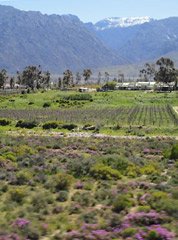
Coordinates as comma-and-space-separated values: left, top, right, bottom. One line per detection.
86, 17, 178, 65
0, 5, 178, 73
0, 5, 120, 73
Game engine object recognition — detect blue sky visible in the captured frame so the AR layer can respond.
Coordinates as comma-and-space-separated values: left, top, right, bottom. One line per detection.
0, 0, 178, 23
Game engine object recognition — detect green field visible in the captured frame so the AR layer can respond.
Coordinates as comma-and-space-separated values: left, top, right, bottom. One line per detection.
0, 90, 178, 136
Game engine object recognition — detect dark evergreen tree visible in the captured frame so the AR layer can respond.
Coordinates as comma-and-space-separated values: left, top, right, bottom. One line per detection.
0, 69, 8, 89
10, 77, 15, 89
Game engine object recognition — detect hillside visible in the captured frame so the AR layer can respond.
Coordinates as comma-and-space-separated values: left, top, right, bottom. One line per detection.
0, 5, 121, 73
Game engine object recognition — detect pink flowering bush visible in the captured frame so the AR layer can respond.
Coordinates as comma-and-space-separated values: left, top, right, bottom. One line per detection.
135, 225, 175, 240
125, 211, 166, 226
12, 218, 30, 229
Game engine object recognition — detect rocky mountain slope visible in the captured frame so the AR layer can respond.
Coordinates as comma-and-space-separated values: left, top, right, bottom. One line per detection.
0, 5, 121, 73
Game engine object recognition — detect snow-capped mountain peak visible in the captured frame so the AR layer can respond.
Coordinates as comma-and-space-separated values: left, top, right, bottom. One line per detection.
95, 17, 153, 30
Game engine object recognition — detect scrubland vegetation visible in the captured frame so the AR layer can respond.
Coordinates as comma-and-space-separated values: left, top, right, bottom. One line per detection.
0, 135, 178, 239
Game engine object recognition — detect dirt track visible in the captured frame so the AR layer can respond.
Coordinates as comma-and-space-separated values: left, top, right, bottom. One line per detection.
5, 130, 177, 140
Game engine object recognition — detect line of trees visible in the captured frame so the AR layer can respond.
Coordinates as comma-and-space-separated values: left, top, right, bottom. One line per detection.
0, 65, 51, 90
0, 65, 118, 91
0, 66, 95, 90
58, 69, 93, 89
0, 57, 177, 91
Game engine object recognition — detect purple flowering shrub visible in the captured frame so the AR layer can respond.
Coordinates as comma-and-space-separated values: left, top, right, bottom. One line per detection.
125, 211, 167, 226
0, 136, 177, 239
12, 218, 30, 229
135, 225, 175, 240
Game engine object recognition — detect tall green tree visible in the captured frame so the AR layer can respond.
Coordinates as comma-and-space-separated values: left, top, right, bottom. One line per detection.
63, 70, 73, 88
75, 72, 81, 85
20, 65, 42, 90
97, 72, 102, 85
104, 72, 110, 83
41, 71, 51, 88
140, 63, 155, 82
83, 69, 92, 83
118, 73, 124, 83
58, 77, 63, 89
0, 69, 8, 89
155, 57, 177, 87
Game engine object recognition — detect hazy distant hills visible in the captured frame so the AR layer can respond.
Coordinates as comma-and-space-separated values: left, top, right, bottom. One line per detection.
0, 5, 121, 73
0, 5, 178, 73
86, 17, 178, 65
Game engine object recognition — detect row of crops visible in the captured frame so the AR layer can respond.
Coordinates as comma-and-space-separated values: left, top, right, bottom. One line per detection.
0, 105, 178, 127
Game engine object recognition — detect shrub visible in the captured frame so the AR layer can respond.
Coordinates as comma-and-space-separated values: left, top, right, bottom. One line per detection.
90, 163, 122, 180
107, 213, 122, 227
57, 191, 69, 202
67, 158, 95, 178
14, 145, 36, 157
149, 174, 168, 184
160, 199, 178, 218
16, 171, 32, 185
3, 152, 16, 161
170, 172, 178, 185
121, 228, 137, 238
30, 191, 54, 212
126, 211, 165, 226
62, 94, 92, 101
60, 124, 78, 131
16, 120, 38, 129
42, 121, 59, 130
0, 118, 11, 126
28, 101, 34, 105
172, 189, 178, 199
26, 227, 40, 240
146, 230, 159, 240
126, 164, 141, 178
43, 102, 51, 108
170, 144, 178, 159
53, 173, 73, 191
71, 192, 95, 207
102, 81, 117, 90
68, 203, 81, 214
141, 164, 159, 175
101, 155, 129, 174
80, 210, 98, 224
137, 205, 151, 213
9, 187, 26, 203
148, 191, 168, 211
94, 188, 113, 204
147, 225, 175, 240
113, 194, 133, 213
12, 218, 30, 228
